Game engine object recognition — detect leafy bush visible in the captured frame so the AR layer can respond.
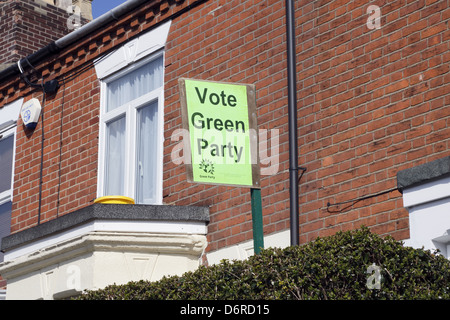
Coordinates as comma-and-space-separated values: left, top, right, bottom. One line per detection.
77, 227, 450, 300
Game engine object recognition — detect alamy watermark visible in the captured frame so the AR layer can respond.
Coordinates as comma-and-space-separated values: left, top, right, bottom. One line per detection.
366, 264, 382, 290
170, 128, 280, 176
66, 264, 81, 292
61, 0, 82, 31
367, 5, 382, 30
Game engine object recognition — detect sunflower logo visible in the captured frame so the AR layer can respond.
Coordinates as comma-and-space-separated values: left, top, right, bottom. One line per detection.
199, 159, 215, 175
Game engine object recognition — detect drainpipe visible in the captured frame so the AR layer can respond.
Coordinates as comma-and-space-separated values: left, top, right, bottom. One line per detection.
285, 0, 299, 246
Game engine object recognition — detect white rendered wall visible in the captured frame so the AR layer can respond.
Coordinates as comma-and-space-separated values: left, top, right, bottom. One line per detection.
206, 229, 290, 265
401, 175, 450, 258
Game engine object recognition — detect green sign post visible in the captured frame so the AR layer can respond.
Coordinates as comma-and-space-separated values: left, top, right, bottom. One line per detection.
179, 78, 263, 253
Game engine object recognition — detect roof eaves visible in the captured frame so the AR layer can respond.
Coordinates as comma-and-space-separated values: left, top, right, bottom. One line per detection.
0, 0, 152, 85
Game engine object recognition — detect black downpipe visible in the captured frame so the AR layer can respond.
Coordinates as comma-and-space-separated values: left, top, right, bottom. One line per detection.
285, 0, 299, 246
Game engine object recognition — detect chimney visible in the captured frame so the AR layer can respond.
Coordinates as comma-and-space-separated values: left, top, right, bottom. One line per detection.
45, 0, 94, 21
0, 0, 92, 71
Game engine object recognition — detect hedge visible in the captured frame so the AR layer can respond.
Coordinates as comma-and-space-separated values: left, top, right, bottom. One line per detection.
76, 227, 450, 300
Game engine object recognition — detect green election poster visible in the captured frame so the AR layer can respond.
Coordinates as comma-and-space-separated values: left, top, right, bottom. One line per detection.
179, 78, 260, 188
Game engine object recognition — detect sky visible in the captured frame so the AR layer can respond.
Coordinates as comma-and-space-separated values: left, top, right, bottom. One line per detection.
92, 0, 128, 19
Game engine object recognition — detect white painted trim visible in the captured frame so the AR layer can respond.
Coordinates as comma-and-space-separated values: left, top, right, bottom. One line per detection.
0, 98, 23, 131
0, 120, 20, 205
432, 230, 450, 257
0, 191, 12, 207
0, 231, 207, 300
3, 219, 208, 262
94, 20, 171, 79
400, 171, 450, 258
406, 196, 450, 253
402, 175, 450, 209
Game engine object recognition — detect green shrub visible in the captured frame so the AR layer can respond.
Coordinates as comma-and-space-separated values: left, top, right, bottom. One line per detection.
76, 227, 450, 300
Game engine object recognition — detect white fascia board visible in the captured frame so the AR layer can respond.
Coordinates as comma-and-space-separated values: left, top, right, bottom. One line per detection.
402, 174, 450, 209
3, 219, 207, 262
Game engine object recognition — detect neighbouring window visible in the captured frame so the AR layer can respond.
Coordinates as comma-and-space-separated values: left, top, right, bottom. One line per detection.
98, 53, 164, 204
0, 109, 20, 262
0, 133, 14, 204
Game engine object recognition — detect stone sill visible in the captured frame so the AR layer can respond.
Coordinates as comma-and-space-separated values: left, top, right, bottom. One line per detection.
1, 203, 210, 255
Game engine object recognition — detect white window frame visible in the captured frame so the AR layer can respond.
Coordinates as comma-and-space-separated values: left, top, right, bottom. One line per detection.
97, 51, 165, 205
0, 98, 22, 265
95, 21, 171, 205
0, 98, 23, 206
0, 126, 17, 206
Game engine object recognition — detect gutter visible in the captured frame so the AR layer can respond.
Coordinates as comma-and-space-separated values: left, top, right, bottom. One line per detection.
0, 0, 149, 84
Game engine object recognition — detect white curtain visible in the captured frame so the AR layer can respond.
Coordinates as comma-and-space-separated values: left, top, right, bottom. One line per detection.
107, 56, 163, 112
105, 116, 126, 196
136, 102, 158, 204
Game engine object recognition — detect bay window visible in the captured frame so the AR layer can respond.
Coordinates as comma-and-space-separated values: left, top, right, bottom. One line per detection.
98, 52, 164, 204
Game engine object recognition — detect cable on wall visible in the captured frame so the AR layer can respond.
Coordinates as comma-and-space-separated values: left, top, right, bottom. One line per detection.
17, 58, 58, 226
55, 78, 66, 218
17, 59, 43, 89
15, 48, 112, 225
37, 91, 46, 225
326, 187, 399, 213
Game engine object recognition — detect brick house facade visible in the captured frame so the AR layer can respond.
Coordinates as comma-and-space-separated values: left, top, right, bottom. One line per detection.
0, 0, 92, 293
0, 0, 91, 70
0, 0, 449, 299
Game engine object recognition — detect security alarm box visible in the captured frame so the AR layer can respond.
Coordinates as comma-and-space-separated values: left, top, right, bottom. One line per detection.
21, 98, 42, 130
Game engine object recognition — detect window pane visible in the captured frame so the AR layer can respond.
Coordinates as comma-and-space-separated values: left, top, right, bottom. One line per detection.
106, 56, 163, 112
105, 116, 126, 196
0, 201, 12, 263
0, 135, 14, 194
136, 102, 158, 204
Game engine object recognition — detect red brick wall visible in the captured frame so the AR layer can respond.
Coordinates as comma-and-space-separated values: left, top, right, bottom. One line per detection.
1, 0, 449, 255
164, 0, 292, 252
11, 67, 100, 231
0, 0, 78, 66
295, 0, 450, 242
164, 0, 450, 250
3, 0, 208, 231
0, 1, 16, 66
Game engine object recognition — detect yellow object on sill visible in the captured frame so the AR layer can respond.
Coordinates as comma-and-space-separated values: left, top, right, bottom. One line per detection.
94, 196, 135, 205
